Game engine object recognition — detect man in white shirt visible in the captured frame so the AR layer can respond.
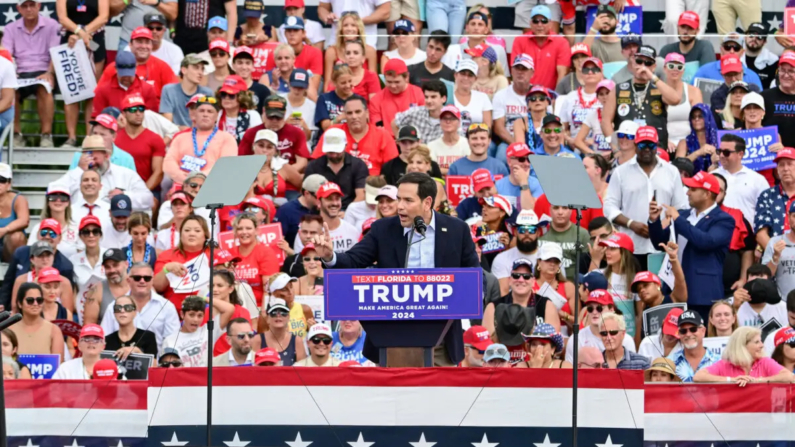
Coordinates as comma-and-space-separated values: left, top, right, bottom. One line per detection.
71, 170, 110, 223
491, 209, 541, 295
317, 0, 390, 48
427, 105, 470, 175
492, 55, 533, 164
143, 13, 183, 75
0, 56, 18, 138
294, 323, 342, 367
711, 128, 769, 226
51, 136, 154, 213
212, 318, 255, 366
100, 195, 156, 249
294, 182, 360, 253
638, 307, 683, 359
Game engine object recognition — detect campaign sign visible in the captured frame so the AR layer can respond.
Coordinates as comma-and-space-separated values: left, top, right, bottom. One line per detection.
295, 294, 325, 322
642, 302, 687, 337
585, 6, 642, 36
167, 254, 211, 293
703, 336, 729, 357
252, 42, 279, 81
49, 43, 96, 105
446, 175, 504, 207
786, 8, 795, 36
718, 126, 779, 171
217, 223, 285, 264
325, 268, 483, 321
52, 319, 82, 340
694, 77, 723, 104
17, 354, 60, 379
100, 351, 153, 380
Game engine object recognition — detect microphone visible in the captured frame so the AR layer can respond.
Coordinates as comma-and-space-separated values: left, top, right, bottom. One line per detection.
0, 313, 22, 331
413, 216, 427, 237
0, 310, 9, 322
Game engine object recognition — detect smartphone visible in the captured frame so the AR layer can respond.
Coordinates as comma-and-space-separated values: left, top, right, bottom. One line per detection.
652, 190, 657, 201
291, 111, 302, 118
247, 33, 256, 39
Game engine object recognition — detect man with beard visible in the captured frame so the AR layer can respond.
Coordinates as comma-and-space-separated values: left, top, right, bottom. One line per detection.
100, 194, 155, 248
71, 170, 110, 223
583, 5, 623, 63
761, 53, 795, 149
83, 249, 130, 324
460, 325, 491, 367
381, 126, 443, 184
294, 182, 360, 254
668, 310, 719, 382
69, 114, 136, 172
304, 128, 369, 209
659, 12, 716, 66
114, 94, 166, 195
213, 318, 255, 366
492, 210, 542, 295
742, 23, 778, 90
692, 33, 763, 88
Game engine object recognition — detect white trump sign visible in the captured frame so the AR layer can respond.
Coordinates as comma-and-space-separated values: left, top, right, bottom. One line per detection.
49, 43, 96, 105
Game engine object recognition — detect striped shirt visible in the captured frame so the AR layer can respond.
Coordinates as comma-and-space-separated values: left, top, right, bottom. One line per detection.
603, 349, 651, 371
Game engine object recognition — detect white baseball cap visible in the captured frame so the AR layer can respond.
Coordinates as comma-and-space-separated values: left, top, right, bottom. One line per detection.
268, 273, 298, 293
254, 129, 278, 147
307, 323, 333, 339
741, 92, 765, 111
322, 128, 347, 153
0, 163, 12, 179
538, 242, 563, 261
456, 59, 479, 74
616, 120, 640, 136
516, 209, 539, 226
267, 297, 290, 313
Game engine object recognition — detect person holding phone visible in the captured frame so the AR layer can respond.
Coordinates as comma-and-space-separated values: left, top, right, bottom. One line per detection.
234, 0, 276, 47
285, 69, 317, 142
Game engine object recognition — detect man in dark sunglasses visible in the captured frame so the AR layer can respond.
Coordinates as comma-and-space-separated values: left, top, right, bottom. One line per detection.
461, 325, 491, 367
667, 310, 718, 382
142, 13, 182, 76
712, 133, 768, 222
158, 348, 183, 368
599, 311, 650, 370
492, 209, 541, 295
690, 33, 763, 88
743, 22, 777, 89
0, 235, 76, 311
212, 318, 255, 366
115, 93, 166, 195
294, 323, 342, 367
658, 11, 714, 67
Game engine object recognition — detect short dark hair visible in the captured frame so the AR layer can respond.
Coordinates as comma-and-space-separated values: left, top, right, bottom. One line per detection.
226, 317, 250, 335
747, 263, 772, 279
396, 172, 437, 209
788, 289, 795, 313
344, 94, 368, 110
587, 216, 613, 233
712, 172, 728, 195
428, 30, 451, 50
181, 296, 206, 313
421, 80, 447, 100
300, 214, 324, 226
585, 153, 610, 179
16, 282, 43, 305
720, 133, 746, 153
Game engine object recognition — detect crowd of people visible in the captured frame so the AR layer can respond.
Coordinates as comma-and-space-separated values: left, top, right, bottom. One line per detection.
1, 0, 795, 383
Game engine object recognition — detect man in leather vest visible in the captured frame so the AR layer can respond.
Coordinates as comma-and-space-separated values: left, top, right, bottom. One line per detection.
601, 45, 682, 153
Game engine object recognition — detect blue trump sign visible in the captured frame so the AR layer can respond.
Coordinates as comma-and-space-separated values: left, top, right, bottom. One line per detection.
17, 354, 60, 379
718, 126, 779, 171
586, 6, 643, 36
325, 268, 483, 321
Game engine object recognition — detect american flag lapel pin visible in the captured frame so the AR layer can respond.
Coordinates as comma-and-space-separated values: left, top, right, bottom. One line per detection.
442, 227, 447, 232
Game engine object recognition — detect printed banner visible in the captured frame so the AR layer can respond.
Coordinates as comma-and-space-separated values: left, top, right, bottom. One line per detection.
100, 351, 153, 380
693, 77, 723, 104
703, 336, 729, 357
16, 77, 52, 94
217, 223, 285, 265
324, 268, 483, 320
585, 6, 643, 35
167, 254, 210, 293
786, 8, 795, 36
16, 354, 60, 379
718, 126, 779, 171
295, 294, 325, 322
642, 302, 687, 337
52, 319, 82, 340
446, 174, 503, 207
49, 43, 96, 105
251, 42, 279, 81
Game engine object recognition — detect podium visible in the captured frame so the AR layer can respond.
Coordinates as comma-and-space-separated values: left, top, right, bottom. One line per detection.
324, 268, 483, 367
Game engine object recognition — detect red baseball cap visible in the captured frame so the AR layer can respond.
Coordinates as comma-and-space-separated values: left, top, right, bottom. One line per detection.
774, 327, 795, 347
383, 58, 408, 74
571, 43, 591, 57
678, 11, 699, 29
480, 195, 513, 216
362, 217, 377, 234
339, 360, 361, 367
662, 308, 684, 338
209, 39, 231, 54
463, 325, 492, 350
240, 196, 276, 218
170, 191, 193, 205
471, 168, 495, 192
506, 142, 532, 158
598, 232, 635, 252
440, 105, 461, 119
79, 215, 102, 231
635, 126, 658, 144
130, 26, 153, 41
630, 271, 661, 293
80, 324, 105, 339
582, 57, 603, 70
780, 51, 795, 68
255, 348, 281, 365
122, 94, 146, 109
683, 171, 720, 194
40, 218, 62, 235
186, 94, 205, 108
585, 289, 615, 306
90, 113, 118, 132
214, 248, 242, 266
220, 74, 247, 95
38, 267, 61, 284
720, 54, 742, 74
300, 243, 319, 256
92, 359, 118, 380
284, 0, 304, 7
656, 148, 670, 162
316, 182, 343, 199
775, 148, 795, 162
234, 46, 254, 58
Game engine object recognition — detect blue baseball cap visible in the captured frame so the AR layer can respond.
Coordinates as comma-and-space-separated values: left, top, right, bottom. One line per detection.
483, 344, 511, 362
577, 271, 608, 292
290, 69, 309, 88
207, 16, 228, 31
394, 19, 415, 33
284, 16, 305, 30
115, 51, 137, 78
242, 0, 263, 18
531, 5, 551, 20
110, 194, 132, 217
100, 106, 122, 119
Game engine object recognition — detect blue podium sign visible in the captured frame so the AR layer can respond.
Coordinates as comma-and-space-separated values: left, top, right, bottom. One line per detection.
325, 268, 483, 321
718, 126, 779, 171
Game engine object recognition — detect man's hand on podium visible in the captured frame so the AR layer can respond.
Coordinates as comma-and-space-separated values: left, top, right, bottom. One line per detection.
312, 222, 335, 263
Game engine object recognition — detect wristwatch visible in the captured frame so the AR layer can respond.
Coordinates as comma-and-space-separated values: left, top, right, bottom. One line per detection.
520, 185, 530, 191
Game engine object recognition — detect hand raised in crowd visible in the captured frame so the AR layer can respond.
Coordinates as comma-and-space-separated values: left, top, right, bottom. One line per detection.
658, 241, 679, 263
311, 222, 335, 262
648, 200, 662, 222
662, 204, 680, 222
770, 142, 784, 153
588, 234, 607, 266
512, 163, 530, 187
277, 238, 295, 257
528, 348, 551, 368
78, 153, 93, 170
498, 232, 511, 246
733, 286, 751, 307
613, 0, 626, 12
593, 14, 612, 31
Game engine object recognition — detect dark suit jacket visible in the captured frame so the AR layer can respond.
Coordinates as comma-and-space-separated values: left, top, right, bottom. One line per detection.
332, 212, 480, 365
649, 206, 734, 306
0, 245, 75, 310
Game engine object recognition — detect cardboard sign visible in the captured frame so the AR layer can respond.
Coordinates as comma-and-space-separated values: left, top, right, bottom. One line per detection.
52, 319, 82, 340
693, 77, 723, 105
251, 42, 279, 81
642, 302, 687, 337
445, 175, 504, 207
586, 6, 643, 36
295, 294, 325, 322
786, 8, 795, 37
703, 336, 729, 357
217, 223, 285, 265
167, 254, 211, 293
16, 354, 60, 379
49, 43, 96, 105
718, 126, 780, 172
100, 351, 153, 380
537, 282, 568, 309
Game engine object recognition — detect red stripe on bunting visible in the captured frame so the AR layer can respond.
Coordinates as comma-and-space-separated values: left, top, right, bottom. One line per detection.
4, 380, 148, 409
644, 383, 793, 413
148, 367, 644, 389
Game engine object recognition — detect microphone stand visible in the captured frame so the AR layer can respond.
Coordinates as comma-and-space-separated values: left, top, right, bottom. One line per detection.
0, 312, 23, 447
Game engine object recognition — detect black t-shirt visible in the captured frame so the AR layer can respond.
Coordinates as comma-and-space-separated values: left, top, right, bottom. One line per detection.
249, 82, 272, 113
304, 154, 369, 209
174, 0, 233, 54
408, 62, 456, 88
281, 253, 306, 277
105, 329, 158, 357
762, 87, 795, 148
746, 56, 779, 90
380, 156, 443, 186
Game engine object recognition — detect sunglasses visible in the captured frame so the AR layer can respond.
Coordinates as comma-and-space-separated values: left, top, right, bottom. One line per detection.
485, 346, 508, 357
114, 304, 136, 313
722, 44, 742, 52
24, 297, 44, 305
512, 156, 529, 163
131, 275, 153, 282
665, 63, 684, 71
220, 92, 237, 100
303, 256, 322, 262
527, 95, 548, 103
210, 50, 228, 58
125, 106, 145, 113
637, 142, 657, 151
543, 127, 562, 134
634, 58, 655, 67
466, 345, 486, 354
517, 225, 539, 235
245, 206, 263, 213
187, 182, 202, 189
47, 194, 69, 202
80, 228, 102, 237
599, 330, 620, 336
719, 149, 738, 157
678, 327, 699, 335
582, 66, 602, 74
147, 25, 164, 31
616, 132, 635, 140
197, 96, 218, 105
0, 177, 9, 184
468, 123, 490, 132
532, 17, 549, 24
117, 63, 136, 70
234, 331, 256, 340
268, 310, 289, 318
511, 272, 532, 280
159, 361, 182, 367
587, 305, 607, 313
310, 337, 333, 345
81, 336, 104, 344
39, 229, 57, 239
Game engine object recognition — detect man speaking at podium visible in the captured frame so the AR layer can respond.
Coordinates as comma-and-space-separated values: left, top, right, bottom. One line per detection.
312, 172, 480, 366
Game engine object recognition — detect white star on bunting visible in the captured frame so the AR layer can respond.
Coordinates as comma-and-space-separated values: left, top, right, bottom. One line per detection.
40, 6, 52, 18
286, 432, 312, 447
65, 441, 84, 447
595, 435, 622, 447
769, 15, 782, 31
409, 433, 436, 447
23, 439, 39, 447
3, 7, 18, 23
224, 432, 251, 447
161, 432, 189, 446
534, 434, 561, 447
113, 441, 127, 447
471, 433, 499, 447
347, 432, 375, 447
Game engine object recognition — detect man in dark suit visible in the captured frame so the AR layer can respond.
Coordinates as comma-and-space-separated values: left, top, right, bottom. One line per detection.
649, 171, 734, 317
312, 172, 480, 365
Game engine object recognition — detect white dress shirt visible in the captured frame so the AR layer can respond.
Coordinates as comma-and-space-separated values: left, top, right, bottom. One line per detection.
712, 165, 768, 227
99, 215, 156, 249
50, 164, 154, 212
100, 291, 180, 353
52, 358, 91, 380
604, 156, 689, 254
71, 196, 111, 223
677, 203, 718, 261
69, 247, 107, 325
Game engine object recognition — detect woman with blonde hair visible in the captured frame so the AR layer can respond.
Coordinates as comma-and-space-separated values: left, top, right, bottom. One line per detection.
316, 64, 356, 131
323, 12, 377, 88
406, 146, 434, 175
719, 83, 749, 130
707, 300, 738, 337
326, 40, 381, 101
694, 326, 794, 385
265, 44, 296, 96
217, 75, 262, 143
465, 44, 507, 100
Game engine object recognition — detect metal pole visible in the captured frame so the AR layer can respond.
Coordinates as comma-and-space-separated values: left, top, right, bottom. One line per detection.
206, 205, 221, 447
570, 207, 584, 447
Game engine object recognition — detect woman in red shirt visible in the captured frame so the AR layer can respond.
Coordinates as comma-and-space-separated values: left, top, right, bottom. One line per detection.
332, 40, 380, 101
153, 215, 211, 310
252, 129, 304, 200
230, 213, 279, 307
207, 269, 253, 356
